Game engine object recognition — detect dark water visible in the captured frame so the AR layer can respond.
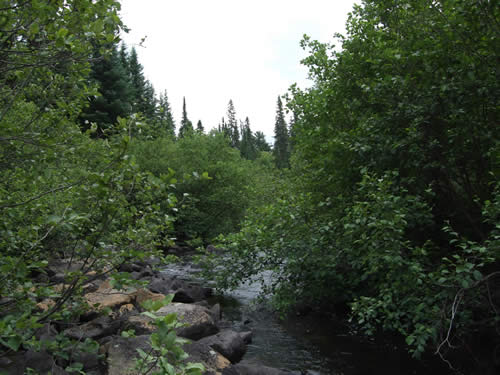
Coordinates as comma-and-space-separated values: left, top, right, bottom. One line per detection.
162, 259, 453, 375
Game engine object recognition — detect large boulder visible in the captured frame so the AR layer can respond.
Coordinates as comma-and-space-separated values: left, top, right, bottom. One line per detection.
183, 341, 231, 373
84, 279, 166, 311
197, 330, 247, 363
64, 316, 122, 340
157, 303, 219, 340
84, 280, 134, 310
103, 335, 152, 375
148, 275, 212, 303
124, 303, 219, 340
103, 334, 229, 375
0, 350, 68, 375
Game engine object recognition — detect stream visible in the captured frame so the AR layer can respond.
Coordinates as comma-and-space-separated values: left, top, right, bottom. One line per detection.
162, 257, 453, 375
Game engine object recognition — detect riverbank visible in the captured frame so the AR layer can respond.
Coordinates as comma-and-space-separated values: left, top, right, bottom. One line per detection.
0, 248, 293, 375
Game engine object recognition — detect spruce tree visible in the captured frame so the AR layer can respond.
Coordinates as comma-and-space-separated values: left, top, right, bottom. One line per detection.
240, 117, 257, 160
273, 96, 289, 168
196, 120, 204, 133
128, 47, 156, 119
119, 43, 129, 74
80, 44, 133, 136
178, 97, 193, 138
254, 131, 271, 152
157, 90, 176, 138
226, 99, 239, 148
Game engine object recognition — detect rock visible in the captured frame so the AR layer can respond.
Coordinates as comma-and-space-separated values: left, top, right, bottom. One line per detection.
123, 314, 156, 335
222, 364, 292, 375
118, 303, 137, 316
64, 316, 122, 340
157, 303, 219, 340
239, 331, 252, 344
104, 335, 152, 375
0, 350, 69, 375
148, 275, 212, 303
183, 341, 231, 373
36, 298, 56, 312
48, 258, 85, 275
197, 330, 247, 363
209, 303, 221, 323
134, 288, 165, 305
148, 275, 172, 295
71, 351, 101, 373
35, 323, 58, 342
84, 280, 134, 310
84, 290, 133, 310
124, 302, 219, 340
84, 280, 166, 311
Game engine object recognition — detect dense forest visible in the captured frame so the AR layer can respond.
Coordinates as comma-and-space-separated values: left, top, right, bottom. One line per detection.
0, 0, 498, 374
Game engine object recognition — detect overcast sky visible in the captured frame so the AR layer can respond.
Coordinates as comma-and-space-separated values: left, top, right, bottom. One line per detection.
119, 0, 357, 139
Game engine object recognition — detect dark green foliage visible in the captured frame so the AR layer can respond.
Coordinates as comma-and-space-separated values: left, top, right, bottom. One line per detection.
203, 0, 500, 368
80, 45, 133, 136
272, 96, 289, 168
178, 97, 193, 138
226, 99, 240, 148
254, 131, 271, 153
156, 89, 176, 138
240, 117, 257, 160
196, 120, 204, 133
128, 47, 156, 118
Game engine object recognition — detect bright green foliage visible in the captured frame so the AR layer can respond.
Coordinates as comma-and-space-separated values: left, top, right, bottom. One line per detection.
272, 97, 289, 169
0, 0, 180, 368
130, 132, 274, 242
204, 0, 500, 366
178, 97, 193, 138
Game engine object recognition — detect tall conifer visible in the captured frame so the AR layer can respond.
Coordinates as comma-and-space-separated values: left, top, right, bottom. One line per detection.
226, 100, 239, 148
254, 131, 271, 152
240, 117, 257, 160
157, 90, 176, 137
80, 44, 133, 136
179, 97, 193, 138
196, 120, 204, 133
273, 96, 289, 168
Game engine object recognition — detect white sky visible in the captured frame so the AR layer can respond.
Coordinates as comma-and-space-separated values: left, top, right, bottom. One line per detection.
119, 0, 357, 139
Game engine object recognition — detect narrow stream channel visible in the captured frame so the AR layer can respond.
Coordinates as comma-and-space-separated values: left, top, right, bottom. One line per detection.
162, 257, 453, 375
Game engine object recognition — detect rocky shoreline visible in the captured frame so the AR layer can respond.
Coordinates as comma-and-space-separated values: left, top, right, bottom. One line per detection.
0, 250, 293, 375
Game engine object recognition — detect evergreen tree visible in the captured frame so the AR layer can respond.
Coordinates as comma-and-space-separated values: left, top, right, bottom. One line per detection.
119, 43, 129, 73
157, 89, 176, 137
254, 131, 271, 152
128, 47, 156, 118
273, 96, 289, 168
226, 99, 239, 148
221, 117, 231, 139
178, 97, 193, 138
80, 44, 133, 136
240, 117, 257, 160
196, 120, 204, 133
289, 110, 298, 153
